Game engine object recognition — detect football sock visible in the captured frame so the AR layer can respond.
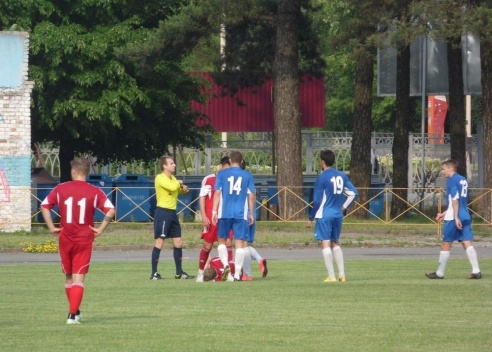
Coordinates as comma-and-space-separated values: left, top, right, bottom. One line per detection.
151, 247, 161, 274
436, 250, 450, 277
466, 246, 480, 273
322, 247, 335, 279
248, 246, 262, 262
199, 246, 211, 270
174, 247, 183, 275
242, 247, 252, 276
234, 248, 245, 280
218, 244, 228, 267
333, 246, 345, 278
69, 282, 84, 315
226, 244, 233, 262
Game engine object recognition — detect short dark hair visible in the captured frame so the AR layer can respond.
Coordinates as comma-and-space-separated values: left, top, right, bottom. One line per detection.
320, 150, 336, 167
240, 159, 246, 170
220, 156, 230, 166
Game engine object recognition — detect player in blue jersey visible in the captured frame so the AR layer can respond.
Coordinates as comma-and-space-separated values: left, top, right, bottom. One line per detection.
426, 159, 481, 279
212, 151, 256, 281
307, 150, 358, 283
239, 159, 267, 280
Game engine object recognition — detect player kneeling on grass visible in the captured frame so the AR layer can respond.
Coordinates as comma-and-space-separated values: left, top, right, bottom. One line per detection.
203, 256, 235, 282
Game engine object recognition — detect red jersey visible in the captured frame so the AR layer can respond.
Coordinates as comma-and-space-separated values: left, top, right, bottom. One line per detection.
199, 173, 216, 219
209, 256, 235, 282
41, 180, 114, 244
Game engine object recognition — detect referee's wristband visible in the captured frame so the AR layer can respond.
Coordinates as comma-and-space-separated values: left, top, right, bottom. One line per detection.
212, 211, 218, 214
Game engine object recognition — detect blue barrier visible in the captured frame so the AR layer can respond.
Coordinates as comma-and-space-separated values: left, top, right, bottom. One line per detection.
113, 174, 150, 221
86, 174, 114, 221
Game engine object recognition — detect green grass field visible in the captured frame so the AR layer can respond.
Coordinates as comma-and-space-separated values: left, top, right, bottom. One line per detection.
4, 221, 491, 251
1, 258, 491, 352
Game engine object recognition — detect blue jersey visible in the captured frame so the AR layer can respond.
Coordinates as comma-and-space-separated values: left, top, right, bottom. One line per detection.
215, 166, 255, 220
309, 168, 358, 221
444, 173, 471, 222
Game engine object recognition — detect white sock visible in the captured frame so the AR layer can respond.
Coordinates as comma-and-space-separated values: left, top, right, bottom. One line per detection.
248, 246, 262, 262
322, 247, 335, 279
234, 248, 245, 280
242, 247, 252, 276
333, 246, 345, 278
466, 246, 480, 274
198, 269, 204, 275
218, 244, 228, 267
436, 251, 450, 277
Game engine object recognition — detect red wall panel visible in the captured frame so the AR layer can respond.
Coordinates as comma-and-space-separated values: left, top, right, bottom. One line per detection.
192, 73, 325, 132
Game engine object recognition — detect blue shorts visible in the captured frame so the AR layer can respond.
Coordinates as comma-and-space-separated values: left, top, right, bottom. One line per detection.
153, 207, 181, 239
442, 220, 474, 242
218, 218, 249, 241
314, 217, 343, 242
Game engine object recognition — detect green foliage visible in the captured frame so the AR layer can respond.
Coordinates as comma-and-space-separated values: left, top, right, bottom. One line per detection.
158, 0, 324, 90
315, 2, 399, 132
1, 0, 212, 171
181, 35, 221, 72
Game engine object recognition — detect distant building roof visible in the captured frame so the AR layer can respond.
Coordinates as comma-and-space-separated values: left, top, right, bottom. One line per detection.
191, 73, 325, 132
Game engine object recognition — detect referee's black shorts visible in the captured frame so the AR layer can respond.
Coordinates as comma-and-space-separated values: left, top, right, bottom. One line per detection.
153, 207, 181, 239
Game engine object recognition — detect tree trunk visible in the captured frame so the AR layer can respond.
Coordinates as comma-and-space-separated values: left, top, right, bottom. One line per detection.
350, 46, 374, 218
59, 138, 75, 183
273, 0, 303, 219
447, 38, 467, 177
391, 44, 411, 218
480, 35, 492, 221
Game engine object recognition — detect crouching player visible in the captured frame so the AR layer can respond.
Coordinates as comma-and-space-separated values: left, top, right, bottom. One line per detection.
203, 256, 236, 282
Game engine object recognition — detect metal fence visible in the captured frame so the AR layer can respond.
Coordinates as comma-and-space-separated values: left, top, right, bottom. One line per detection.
32, 129, 483, 190
22, 185, 491, 232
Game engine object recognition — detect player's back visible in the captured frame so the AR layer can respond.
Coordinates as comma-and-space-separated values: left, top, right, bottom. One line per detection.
319, 168, 347, 218
216, 166, 255, 219
447, 173, 471, 221
43, 180, 112, 243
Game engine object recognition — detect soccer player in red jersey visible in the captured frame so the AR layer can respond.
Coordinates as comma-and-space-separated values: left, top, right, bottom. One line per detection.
196, 156, 233, 282
41, 157, 115, 325
203, 256, 236, 282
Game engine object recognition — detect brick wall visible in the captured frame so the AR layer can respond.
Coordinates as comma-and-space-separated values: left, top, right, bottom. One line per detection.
0, 32, 33, 232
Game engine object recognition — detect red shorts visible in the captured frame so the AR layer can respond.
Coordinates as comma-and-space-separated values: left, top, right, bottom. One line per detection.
201, 225, 234, 243
59, 237, 93, 275
201, 223, 219, 244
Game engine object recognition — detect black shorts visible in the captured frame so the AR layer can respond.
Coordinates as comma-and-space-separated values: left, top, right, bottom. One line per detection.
153, 207, 181, 239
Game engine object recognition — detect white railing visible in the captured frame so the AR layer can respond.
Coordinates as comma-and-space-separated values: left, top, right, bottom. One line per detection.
31, 130, 481, 188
